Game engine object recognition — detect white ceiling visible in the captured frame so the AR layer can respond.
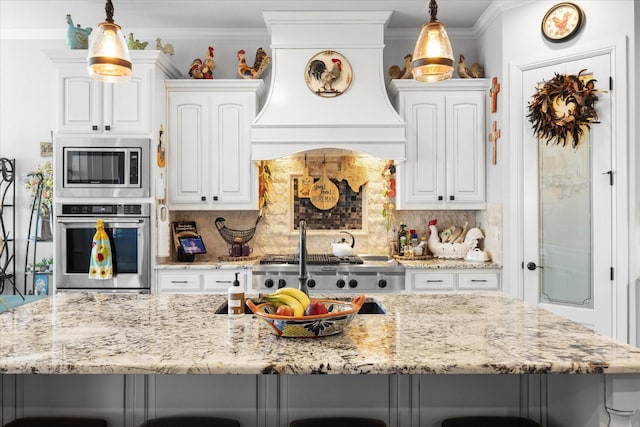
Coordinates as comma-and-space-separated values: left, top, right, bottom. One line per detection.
0, 0, 496, 33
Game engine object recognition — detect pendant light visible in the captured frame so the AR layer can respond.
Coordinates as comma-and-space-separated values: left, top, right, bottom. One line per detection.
411, 0, 454, 82
87, 0, 132, 83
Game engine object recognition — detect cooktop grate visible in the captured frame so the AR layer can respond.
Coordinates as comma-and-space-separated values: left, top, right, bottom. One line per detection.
259, 254, 363, 265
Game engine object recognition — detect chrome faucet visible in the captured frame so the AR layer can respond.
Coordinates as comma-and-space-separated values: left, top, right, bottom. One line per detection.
298, 220, 309, 296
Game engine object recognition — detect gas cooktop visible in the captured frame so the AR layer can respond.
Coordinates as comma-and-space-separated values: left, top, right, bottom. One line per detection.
259, 254, 364, 265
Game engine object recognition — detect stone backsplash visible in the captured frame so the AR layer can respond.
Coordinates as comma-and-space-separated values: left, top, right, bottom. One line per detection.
166, 156, 502, 264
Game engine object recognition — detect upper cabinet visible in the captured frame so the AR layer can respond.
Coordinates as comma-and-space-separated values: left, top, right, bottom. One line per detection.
166, 80, 265, 210
46, 50, 182, 135
389, 79, 489, 210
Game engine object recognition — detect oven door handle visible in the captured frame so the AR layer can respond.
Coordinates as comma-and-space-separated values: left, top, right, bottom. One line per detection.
56, 218, 146, 224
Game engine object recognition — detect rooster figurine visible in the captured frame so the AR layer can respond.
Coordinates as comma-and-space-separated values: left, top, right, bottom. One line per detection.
457, 54, 484, 79
388, 54, 414, 80
427, 219, 484, 259
307, 57, 342, 93
65, 14, 92, 49
128, 33, 148, 50
155, 38, 175, 56
237, 48, 271, 79
189, 47, 215, 79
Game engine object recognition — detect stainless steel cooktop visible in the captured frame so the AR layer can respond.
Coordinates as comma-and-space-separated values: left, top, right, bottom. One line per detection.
252, 254, 405, 293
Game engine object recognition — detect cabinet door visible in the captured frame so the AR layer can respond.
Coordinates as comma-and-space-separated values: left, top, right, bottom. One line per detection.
105, 65, 152, 134
445, 93, 485, 204
209, 92, 258, 208
397, 93, 446, 208
168, 92, 209, 205
54, 66, 102, 133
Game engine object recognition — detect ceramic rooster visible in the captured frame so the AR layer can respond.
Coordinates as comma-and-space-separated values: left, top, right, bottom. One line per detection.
65, 14, 92, 49
388, 54, 413, 79
308, 57, 342, 92
155, 38, 175, 56
457, 54, 484, 78
427, 219, 484, 259
189, 47, 215, 79
128, 33, 148, 50
237, 48, 271, 79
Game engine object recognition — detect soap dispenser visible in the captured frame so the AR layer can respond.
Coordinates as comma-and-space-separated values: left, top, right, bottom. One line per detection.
228, 272, 245, 317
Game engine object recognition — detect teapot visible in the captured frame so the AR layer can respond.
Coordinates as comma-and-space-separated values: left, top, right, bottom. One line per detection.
330, 231, 355, 257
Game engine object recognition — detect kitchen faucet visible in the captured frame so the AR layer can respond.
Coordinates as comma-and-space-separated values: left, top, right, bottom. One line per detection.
298, 220, 309, 296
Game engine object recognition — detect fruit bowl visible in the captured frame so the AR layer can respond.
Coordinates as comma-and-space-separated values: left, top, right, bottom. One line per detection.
246, 294, 365, 338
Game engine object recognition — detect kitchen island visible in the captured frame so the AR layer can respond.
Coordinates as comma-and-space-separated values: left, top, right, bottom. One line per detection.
1, 293, 639, 426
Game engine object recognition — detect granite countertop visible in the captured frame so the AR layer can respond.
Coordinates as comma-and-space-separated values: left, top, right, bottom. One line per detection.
1, 293, 638, 375
398, 258, 501, 269
155, 258, 501, 270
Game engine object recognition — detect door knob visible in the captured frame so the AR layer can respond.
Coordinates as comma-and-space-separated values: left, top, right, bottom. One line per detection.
526, 262, 543, 271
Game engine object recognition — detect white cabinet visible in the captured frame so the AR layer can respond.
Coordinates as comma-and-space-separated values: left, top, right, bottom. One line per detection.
156, 268, 250, 294
389, 79, 489, 209
166, 80, 265, 210
46, 50, 182, 135
407, 268, 500, 292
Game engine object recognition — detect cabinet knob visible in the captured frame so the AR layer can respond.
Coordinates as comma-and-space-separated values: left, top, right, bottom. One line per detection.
213, 196, 219, 201
200, 196, 206, 201
92, 125, 99, 131
438, 196, 443, 201
449, 195, 455, 201
105, 125, 111, 131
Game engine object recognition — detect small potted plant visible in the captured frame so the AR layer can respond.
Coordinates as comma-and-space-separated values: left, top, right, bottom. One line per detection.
35, 258, 50, 272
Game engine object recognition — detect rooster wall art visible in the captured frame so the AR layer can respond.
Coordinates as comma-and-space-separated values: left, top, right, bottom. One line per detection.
305, 51, 352, 97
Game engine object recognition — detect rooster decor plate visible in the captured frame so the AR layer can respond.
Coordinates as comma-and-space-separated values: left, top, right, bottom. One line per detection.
305, 50, 353, 98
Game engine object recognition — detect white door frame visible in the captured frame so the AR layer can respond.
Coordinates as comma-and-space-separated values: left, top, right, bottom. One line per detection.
506, 38, 630, 342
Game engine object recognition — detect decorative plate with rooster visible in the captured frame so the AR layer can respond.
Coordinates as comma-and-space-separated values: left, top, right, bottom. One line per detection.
305, 50, 353, 98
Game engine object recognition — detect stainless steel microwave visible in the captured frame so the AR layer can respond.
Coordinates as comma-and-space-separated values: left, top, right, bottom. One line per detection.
55, 137, 150, 198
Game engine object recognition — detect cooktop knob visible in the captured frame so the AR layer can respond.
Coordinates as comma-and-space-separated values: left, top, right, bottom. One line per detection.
377, 278, 388, 288
348, 279, 358, 288
336, 279, 346, 288
278, 278, 287, 289
264, 278, 274, 288
307, 279, 316, 288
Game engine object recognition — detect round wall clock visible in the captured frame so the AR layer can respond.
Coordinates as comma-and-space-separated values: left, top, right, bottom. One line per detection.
541, 2, 585, 42
305, 50, 353, 98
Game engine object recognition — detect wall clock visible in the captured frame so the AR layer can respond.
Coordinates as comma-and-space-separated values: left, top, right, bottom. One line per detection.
541, 2, 585, 42
305, 50, 353, 98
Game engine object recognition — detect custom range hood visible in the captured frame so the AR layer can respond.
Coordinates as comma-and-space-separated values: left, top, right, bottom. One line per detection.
250, 11, 406, 162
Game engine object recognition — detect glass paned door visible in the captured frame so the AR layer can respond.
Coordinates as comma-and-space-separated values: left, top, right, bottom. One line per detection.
522, 52, 612, 335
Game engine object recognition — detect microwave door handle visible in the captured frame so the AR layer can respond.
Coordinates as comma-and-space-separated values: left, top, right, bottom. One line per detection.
56, 218, 145, 224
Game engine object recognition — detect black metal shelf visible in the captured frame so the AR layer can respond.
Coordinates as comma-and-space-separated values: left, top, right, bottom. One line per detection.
24, 171, 53, 296
0, 158, 18, 297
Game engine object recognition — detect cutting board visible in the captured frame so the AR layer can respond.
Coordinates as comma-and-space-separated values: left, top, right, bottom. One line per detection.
297, 165, 314, 198
309, 164, 339, 210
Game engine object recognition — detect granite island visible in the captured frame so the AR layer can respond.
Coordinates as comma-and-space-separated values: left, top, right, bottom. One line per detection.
1, 293, 639, 426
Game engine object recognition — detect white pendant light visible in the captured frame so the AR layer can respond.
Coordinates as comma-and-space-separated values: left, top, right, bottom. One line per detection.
411, 0, 454, 82
87, 0, 132, 83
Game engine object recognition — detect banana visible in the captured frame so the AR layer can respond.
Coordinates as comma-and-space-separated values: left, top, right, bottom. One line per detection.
275, 287, 310, 310
259, 293, 304, 316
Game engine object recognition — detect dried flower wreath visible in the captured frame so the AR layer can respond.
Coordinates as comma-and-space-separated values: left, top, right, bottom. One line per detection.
527, 69, 600, 148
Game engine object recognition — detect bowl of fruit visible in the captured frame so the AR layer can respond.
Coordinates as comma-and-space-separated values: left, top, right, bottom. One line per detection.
246, 289, 365, 338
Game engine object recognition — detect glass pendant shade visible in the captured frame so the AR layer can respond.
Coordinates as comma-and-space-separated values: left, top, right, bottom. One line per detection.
87, 1, 132, 83
411, 1, 454, 82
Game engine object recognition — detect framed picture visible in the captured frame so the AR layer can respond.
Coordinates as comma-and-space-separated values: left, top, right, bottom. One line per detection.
34, 274, 49, 295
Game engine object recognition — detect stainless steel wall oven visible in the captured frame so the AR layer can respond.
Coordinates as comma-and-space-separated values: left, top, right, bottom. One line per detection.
55, 203, 150, 293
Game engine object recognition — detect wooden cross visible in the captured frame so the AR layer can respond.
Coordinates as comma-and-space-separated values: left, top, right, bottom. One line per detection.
489, 76, 500, 113
488, 120, 501, 165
